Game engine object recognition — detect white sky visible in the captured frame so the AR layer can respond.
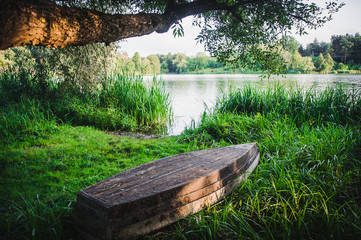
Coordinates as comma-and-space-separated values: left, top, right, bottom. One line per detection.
119, 0, 361, 57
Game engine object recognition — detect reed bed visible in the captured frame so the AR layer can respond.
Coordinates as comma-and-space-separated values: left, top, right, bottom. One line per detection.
100, 73, 172, 129
1, 81, 361, 239
216, 84, 361, 126
55, 73, 172, 133
169, 85, 361, 240
0, 68, 172, 143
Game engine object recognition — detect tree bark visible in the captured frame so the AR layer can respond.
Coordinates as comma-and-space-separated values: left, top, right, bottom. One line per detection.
0, 0, 229, 50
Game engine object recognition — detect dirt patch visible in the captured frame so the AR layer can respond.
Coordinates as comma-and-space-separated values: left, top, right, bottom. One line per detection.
107, 131, 164, 139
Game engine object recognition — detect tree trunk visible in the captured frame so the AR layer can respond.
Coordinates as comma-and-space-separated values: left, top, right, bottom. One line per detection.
0, 0, 169, 50
0, 0, 229, 50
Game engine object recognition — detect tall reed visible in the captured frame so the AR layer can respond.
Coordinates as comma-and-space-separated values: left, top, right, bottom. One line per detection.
56, 73, 172, 132
173, 85, 361, 240
216, 84, 361, 126
100, 73, 173, 130
0, 67, 173, 135
2, 194, 74, 240
0, 98, 57, 143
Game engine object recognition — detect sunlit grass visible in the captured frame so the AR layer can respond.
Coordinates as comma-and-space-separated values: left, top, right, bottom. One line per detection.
216, 84, 361, 126
100, 73, 172, 129
49, 73, 173, 133
1, 83, 361, 239
0, 125, 193, 239
0, 69, 173, 144
164, 85, 361, 239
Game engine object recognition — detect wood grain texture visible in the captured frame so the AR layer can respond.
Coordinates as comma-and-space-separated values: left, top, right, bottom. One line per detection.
75, 143, 260, 240
0, 0, 232, 50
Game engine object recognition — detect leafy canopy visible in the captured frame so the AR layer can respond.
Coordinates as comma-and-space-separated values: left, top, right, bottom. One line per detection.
52, 1, 344, 70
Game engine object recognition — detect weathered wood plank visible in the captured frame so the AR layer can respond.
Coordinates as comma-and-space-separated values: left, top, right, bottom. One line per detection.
76, 149, 259, 236
80, 144, 256, 205
75, 143, 260, 240
113, 154, 259, 240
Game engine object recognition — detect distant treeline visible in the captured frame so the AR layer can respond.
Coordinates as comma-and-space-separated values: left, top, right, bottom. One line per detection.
1, 33, 360, 75
299, 34, 361, 64
115, 52, 225, 75
296, 33, 361, 73
114, 33, 361, 74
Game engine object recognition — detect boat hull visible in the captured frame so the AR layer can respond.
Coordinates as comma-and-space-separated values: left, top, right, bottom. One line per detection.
75, 143, 260, 240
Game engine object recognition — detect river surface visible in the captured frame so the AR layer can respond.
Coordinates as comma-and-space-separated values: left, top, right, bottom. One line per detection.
146, 74, 361, 135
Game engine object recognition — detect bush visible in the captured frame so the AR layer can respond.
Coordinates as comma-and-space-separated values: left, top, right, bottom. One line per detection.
0, 67, 172, 135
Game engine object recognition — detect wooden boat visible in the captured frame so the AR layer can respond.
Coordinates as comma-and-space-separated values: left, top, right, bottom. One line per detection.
75, 143, 260, 240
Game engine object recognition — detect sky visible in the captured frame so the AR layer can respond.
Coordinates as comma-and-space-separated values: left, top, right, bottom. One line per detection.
119, 0, 361, 57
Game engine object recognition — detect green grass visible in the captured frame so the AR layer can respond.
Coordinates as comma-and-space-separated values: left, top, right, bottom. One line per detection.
0, 98, 58, 145
0, 67, 173, 239
0, 68, 172, 136
159, 85, 361, 239
1, 83, 361, 239
100, 73, 172, 129
171, 112, 361, 239
0, 125, 194, 239
216, 84, 361, 126
54, 73, 172, 133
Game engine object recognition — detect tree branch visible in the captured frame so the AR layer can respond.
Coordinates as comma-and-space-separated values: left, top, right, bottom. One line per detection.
0, 0, 238, 50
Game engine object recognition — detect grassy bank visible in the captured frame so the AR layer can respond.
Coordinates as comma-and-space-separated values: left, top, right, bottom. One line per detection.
171, 115, 361, 239
164, 85, 361, 239
1, 83, 361, 239
0, 69, 172, 145
0, 125, 194, 239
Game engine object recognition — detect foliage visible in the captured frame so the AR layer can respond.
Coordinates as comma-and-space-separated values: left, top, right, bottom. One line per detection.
282, 48, 315, 73
312, 53, 335, 73
49, 0, 344, 71
115, 52, 162, 75
1, 83, 361, 240
314, 53, 325, 72
115, 33, 361, 75
281, 35, 300, 53
172, 53, 188, 73
335, 62, 349, 71
194, 1, 342, 71
0, 51, 13, 68
118, 52, 225, 74
300, 56, 315, 72
0, 68, 173, 140
5, 35, 355, 78
2, 44, 117, 93
114, 39, 361, 74
324, 53, 335, 72
331, 33, 361, 64
146, 54, 161, 74
132, 52, 143, 73
299, 39, 331, 57
298, 33, 361, 71
130, 34, 358, 74
171, 85, 361, 240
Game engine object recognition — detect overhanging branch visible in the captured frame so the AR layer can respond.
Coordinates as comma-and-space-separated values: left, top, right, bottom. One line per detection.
1, 0, 321, 50
0, 0, 237, 50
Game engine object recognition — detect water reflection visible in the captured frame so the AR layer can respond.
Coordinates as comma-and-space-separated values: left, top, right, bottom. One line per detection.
147, 74, 361, 135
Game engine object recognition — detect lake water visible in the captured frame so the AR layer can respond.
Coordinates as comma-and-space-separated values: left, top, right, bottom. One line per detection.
146, 74, 361, 135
